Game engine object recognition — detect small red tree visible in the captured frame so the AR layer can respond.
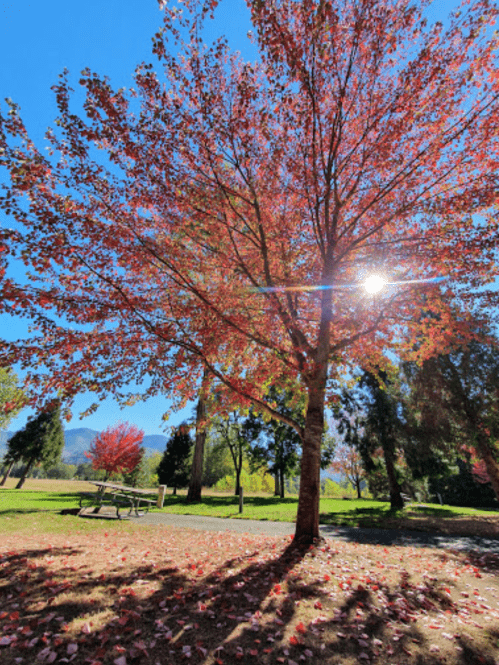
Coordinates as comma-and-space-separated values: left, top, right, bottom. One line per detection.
330, 444, 365, 499
85, 422, 144, 481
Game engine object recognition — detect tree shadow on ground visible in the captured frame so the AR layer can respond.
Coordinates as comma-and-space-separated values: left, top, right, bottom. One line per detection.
0, 491, 83, 516
2, 525, 499, 665
162, 495, 298, 508
0, 530, 312, 664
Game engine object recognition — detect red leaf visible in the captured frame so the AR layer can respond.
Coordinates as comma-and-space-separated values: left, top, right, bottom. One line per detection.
295, 622, 307, 634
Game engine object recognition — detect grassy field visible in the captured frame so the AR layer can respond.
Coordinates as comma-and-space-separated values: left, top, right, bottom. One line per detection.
1, 480, 499, 664
1, 478, 497, 536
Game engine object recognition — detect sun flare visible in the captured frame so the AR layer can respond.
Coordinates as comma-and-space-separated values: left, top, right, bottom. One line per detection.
363, 275, 386, 294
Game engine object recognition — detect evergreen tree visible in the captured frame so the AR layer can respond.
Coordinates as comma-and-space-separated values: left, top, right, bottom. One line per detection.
157, 425, 193, 495
402, 338, 499, 502
2, 402, 65, 489
335, 369, 406, 509
243, 387, 302, 498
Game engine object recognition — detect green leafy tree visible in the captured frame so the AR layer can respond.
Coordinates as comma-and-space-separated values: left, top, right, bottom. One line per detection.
202, 432, 233, 487
45, 462, 77, 480
75, 461, 106, 481
123, 451, 161, 488
402, 338, 499, 502
362, 370, 406, 509
157, 425, 193, 495
2, 402, 65, 489
243, 387, 303, 498
213, 413, 249, 497
0, 369, 27, 484
335, 369, 406, 509
0, 368, 26, 432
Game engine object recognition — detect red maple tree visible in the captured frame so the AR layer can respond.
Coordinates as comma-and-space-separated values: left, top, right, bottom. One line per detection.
2, 0, 499, 542
85, 422, 144, 481
330, 444, 366, 499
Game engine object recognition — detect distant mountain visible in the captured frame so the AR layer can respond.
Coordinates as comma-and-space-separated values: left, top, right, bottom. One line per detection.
142, 435, 169, 451
63, 428, 100, 464
0, 427, 168, 465
63, 428, 168, 463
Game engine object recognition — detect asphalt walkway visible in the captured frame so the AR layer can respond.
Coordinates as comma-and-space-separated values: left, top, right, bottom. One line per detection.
129, 511, 499, 554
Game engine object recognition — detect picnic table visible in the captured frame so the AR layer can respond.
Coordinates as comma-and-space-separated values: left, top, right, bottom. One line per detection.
79, 481, 157, 519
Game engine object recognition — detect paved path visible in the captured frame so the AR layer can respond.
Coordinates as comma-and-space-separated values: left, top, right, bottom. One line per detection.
129, 511, 499, 554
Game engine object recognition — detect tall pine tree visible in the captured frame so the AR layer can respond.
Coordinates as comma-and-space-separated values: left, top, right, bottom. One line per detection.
157, 425, 193, 495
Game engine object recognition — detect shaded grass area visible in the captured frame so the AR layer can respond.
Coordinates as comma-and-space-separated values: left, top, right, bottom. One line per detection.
159, 493, 498, 526
1, 484, 497, 531
0, 489, 84, 516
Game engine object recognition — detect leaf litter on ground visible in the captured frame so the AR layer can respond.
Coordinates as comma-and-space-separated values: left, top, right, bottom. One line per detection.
1, 519, 499, 665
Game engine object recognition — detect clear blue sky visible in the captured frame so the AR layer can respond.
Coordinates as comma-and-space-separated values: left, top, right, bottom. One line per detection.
0, 0, 461, 436
0, 0, 255, 436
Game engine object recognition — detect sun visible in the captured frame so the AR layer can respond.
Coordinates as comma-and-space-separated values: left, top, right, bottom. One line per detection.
363, 275, 386, 294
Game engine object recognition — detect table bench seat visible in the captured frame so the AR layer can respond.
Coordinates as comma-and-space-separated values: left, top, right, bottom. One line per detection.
78, 489, 156, 519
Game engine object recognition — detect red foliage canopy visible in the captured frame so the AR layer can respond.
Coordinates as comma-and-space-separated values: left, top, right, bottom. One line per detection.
330, 444, 365, 496
2, 0, 499, 541
85, 422, 144, 479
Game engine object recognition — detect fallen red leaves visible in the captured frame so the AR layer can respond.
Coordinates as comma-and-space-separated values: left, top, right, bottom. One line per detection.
0, 524, 498, 664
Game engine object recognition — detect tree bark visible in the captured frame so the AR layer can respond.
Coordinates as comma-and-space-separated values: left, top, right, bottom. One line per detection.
187, 369, 209, 503
383, 442, 404, 510
475, 432, 499, 502
280, 466, 285, 499
234, 446, 242, 496
294, 271, 332, 545
274, 472, 280, 497
0, 460, 15, 486
295, 379, 326, 544
15, 457, 36, 489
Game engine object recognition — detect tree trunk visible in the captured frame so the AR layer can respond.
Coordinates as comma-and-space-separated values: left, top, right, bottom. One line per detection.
173, 485, 177, 496
383, 443, 404, 510
356, 478, 362, 499
0, 460, 15, 486
187, 369, 209, 503
234, 461, 241, 496
294, 277, 332, 545
274, 472, 280, 496
295, 379, 326, 544
15, 457, 36, 489
475, 432, 499, 502
280, 466, 285, 499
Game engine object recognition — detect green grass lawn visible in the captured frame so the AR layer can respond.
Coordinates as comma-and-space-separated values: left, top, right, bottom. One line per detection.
1, 482, 496, 531
158, 492, 498, 527
0, 488, 82, 515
